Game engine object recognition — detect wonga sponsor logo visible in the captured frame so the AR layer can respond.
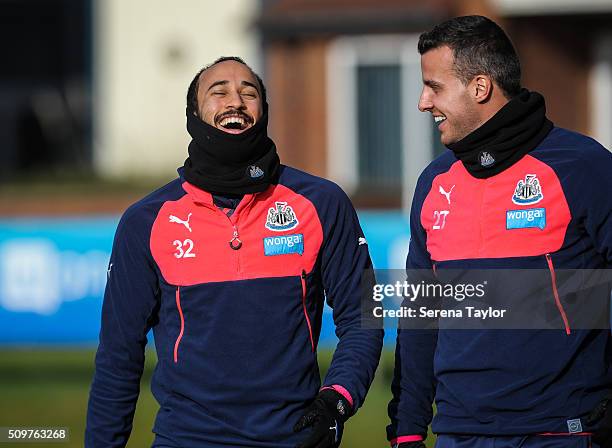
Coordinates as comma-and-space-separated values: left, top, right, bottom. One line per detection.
263, 234, 304, 256
506, 208, 546, 230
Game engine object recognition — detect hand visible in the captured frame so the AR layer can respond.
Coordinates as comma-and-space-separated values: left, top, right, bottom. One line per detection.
394, 443, 426, 448
587, 393, 612, 448
294, 389, 352, 448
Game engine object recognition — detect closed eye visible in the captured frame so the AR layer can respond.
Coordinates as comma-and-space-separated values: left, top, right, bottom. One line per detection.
424, 80, 442, 92
241, 89, 258, 99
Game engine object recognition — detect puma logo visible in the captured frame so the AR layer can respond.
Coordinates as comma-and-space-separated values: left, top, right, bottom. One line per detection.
169, 213, 192, 232
439, 185, 455, 205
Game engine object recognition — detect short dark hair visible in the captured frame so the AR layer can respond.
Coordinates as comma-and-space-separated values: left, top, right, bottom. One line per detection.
186, 56, 267, 115
418, 15, 521, 98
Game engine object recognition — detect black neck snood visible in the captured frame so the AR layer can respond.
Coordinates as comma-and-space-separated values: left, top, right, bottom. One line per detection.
447, 89, 553, 178
183, 108, 280, 195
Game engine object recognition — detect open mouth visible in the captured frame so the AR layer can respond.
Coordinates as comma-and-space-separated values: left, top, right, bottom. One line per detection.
434, 115, 447, 127
216, 113, 254, 134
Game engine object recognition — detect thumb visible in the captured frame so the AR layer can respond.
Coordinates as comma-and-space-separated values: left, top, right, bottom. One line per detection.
293, 413, 314, 433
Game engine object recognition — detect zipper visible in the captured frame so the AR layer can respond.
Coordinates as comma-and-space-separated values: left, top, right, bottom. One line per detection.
229, 225, 242, 250
545, 253, 571, 335
229, 225, 241, 275
174, 287, 185, 363
215, 207, 242, 274
211, 193, 257, 275
478, 181, 486, 256
301, 270, 315, 352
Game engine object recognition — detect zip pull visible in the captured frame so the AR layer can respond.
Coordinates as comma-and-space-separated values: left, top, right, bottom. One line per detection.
300, 270, 315, 352
173, 287, 184, 363
545, 253, 571, 335
229, 226, 242, 250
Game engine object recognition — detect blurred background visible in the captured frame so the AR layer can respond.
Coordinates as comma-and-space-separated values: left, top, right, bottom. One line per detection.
1, 0, 611, 446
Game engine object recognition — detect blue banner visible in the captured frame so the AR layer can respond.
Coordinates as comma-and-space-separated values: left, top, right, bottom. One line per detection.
0, 211, 409, 346
0, 217, 117, 344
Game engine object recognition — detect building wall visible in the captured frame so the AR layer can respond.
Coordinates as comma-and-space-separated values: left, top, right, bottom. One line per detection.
263, 13, 610, 203
266, 38, 329, 178
94, 0, 260, 178
508, 16, 592, 135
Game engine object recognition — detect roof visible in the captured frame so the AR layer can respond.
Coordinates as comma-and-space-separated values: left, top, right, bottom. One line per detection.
257, 0, 454, 38
491, 0, 612, 16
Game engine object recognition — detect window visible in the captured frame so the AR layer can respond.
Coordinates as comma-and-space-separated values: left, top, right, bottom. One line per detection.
356, 65, 402, 192
327, 35, 437, 211
0, 0, 91, 177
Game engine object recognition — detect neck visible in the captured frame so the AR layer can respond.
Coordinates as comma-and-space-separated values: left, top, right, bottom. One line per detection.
183, 108, 281, 195
475, 93, 511, 132
447, 89, 553, 178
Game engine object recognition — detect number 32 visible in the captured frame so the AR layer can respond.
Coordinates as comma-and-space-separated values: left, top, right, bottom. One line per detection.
173, 239, 196, 258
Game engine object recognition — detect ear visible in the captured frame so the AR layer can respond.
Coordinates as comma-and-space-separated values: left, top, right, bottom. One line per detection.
471, 75, 493, 103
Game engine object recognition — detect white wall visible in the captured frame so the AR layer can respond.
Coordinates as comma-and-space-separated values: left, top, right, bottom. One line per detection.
326, 35, 432, 215
591, 34, 612, 150
93, 0, 260, 178
492, 0, 612, 15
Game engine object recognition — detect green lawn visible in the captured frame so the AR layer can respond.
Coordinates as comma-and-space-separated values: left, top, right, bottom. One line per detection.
0, 349, 435, 447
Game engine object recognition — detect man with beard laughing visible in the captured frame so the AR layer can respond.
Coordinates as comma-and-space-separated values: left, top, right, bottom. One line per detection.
86, 57, 383, 448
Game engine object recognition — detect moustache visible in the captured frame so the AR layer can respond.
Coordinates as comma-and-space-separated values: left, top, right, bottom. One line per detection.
215, 110, 253, 124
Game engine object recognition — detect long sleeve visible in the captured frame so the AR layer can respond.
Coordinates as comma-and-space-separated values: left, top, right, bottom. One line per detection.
318, 183, 384, 412
580, 142, 612, 265
85, 206, 160, 448
387, 171, 438, 443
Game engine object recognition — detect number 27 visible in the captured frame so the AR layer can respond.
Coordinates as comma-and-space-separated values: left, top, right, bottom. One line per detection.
433, 210, 449, 230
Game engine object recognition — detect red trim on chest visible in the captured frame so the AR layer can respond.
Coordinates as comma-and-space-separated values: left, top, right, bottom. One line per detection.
421, 155, 571, 261
150, 182, 324, 285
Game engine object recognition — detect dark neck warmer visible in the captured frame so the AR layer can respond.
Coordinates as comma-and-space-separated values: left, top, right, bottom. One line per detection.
183, 108, 280, 195
447, 89, 553, 178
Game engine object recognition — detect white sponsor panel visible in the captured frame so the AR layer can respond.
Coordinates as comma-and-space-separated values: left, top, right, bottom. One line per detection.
0, 239, 108, 315
0, 239, 61, 315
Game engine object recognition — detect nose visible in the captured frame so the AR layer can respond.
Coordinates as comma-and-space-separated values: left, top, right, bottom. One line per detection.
418, 88, 433, 112
226, 89, 245, 109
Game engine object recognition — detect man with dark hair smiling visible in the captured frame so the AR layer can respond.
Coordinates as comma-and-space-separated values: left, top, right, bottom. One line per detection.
85, 56, 383, 448
387, 16, 612, 448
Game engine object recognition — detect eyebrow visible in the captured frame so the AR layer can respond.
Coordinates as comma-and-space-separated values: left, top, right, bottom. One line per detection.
423, 79, 442, 89
206, 80, 260, 93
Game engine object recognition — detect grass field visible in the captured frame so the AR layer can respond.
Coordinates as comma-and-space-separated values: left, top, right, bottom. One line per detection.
0, 348, 435, 447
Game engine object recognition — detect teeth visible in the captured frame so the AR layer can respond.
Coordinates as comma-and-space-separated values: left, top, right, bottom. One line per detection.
220, 116, 246, 127
434, 116, 446, 123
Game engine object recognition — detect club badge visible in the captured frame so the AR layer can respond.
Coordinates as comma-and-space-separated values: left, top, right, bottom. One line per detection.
265, 201, 299, 232
479, 151, 495, 167
248, 165, 265, 179
512, 174, 543, 205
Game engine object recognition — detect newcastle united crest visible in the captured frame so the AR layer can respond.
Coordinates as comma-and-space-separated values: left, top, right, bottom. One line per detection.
265, 201, 299, 231
512, 174, 543, 205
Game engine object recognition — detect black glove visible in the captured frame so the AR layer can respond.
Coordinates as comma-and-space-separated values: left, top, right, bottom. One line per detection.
586, 393, 612, 448
394, 443, 426, 448
293, 389, 352, 448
